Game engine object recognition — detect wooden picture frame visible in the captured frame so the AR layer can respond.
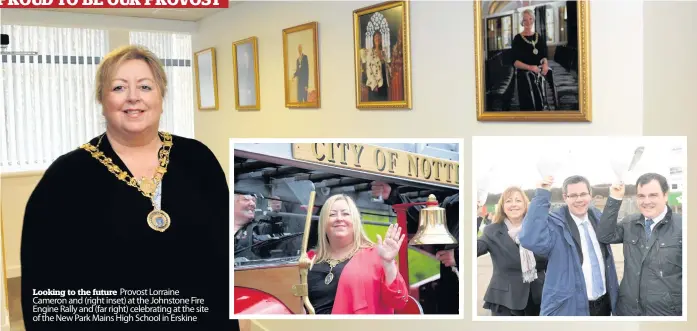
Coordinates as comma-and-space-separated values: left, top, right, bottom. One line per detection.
194, 47, 219, 110
282, 22, 321, 108
232, 37, 261, 111
474, 0, 591, 122
353, 1, 412, 109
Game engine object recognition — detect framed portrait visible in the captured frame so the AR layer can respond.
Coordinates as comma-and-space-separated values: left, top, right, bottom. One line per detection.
353, 1, 412, 109
193, 47, 219, 110
283, 22, 320, 108
232, 37, 261, 110
474, 0, 591, 122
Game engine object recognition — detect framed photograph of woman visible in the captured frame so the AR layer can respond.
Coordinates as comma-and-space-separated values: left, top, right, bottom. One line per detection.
193, 47, 219, 111
283, 21, 320, 108
232, 36, 261, 110
353, 1, 412, 109
474, 0, 591, 122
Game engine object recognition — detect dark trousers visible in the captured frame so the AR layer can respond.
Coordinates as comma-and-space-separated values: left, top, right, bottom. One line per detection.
297, 82, 308, 102
489, 292, 541, 316
436, 264, 459, 314
589, 293, 612, 316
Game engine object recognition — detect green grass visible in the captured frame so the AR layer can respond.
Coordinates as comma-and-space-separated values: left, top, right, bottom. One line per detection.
361, 213, 440, 284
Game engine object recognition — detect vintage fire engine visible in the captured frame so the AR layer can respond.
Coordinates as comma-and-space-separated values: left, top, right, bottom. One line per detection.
232, 143, 460, 315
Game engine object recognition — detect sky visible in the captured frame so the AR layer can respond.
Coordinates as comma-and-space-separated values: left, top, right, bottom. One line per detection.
472, 136, 686, 194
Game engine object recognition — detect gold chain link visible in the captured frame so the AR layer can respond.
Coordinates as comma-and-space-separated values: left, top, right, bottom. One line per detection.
80, 132, 173, 199
521, 32, 539, 46
326, 249, 357, 268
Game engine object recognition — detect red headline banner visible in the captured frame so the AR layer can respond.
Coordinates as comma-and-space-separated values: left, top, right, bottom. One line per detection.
0, 0, 228, 8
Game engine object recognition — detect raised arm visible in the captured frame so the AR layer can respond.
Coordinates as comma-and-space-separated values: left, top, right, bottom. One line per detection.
596, 183, 626, 244
376, 224, 409, 309
519, 178, 557, 257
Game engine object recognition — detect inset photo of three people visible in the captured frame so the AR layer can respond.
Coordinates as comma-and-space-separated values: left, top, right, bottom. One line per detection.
474, 136, 686, 320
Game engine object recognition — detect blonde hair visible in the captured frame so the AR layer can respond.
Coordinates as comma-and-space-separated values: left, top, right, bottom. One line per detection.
493, 186, 530, 223
522, 9, 535, 20
521, 9, 535, 27
94, 45, 167, 104
313, 194, 374, 265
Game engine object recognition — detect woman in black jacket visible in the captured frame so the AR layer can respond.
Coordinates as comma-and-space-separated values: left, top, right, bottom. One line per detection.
477, 186, 547, 316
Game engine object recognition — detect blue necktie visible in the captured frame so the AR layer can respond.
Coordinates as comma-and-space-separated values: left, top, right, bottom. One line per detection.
645, 218, 654, 239
581, 221, 605, 298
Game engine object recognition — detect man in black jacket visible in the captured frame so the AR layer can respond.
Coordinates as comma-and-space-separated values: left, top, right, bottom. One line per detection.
433, 193, 460, 314
372, 181, 459, 314
596, 173, 682, 316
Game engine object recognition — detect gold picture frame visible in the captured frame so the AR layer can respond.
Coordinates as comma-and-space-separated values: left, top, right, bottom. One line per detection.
474, 0, 591, 122
194, 47, 220, 111
283, 22, 321, 108
353, 1, 412, 110
232, 37, 261, 111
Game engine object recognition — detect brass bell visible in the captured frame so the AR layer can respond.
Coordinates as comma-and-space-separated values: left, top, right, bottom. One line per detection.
408, 194, 458, 246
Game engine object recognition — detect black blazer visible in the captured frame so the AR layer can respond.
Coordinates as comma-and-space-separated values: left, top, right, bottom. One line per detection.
477, 222, 548, 311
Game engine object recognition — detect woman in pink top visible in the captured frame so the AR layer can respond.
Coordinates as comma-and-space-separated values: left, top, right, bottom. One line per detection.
306, 194, 409, 314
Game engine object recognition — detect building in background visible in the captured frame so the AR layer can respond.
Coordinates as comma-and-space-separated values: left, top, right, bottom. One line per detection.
667, 144, 684, 214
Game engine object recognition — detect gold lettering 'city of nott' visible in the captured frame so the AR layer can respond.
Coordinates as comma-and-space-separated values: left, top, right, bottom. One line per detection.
293, 143, 460, 188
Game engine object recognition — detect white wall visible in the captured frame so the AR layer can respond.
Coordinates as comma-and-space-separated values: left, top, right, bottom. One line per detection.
193, 1, 646, 331
642, 5, 697, 331
193, 0, 644, 181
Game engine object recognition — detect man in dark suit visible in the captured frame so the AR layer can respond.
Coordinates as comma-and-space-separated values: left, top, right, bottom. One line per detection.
238, 49, 255, 106
293, 44, 309, 102
519, 175, 620, 316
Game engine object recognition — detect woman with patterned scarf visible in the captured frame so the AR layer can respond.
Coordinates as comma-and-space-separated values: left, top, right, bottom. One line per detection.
477, 186, 548, 316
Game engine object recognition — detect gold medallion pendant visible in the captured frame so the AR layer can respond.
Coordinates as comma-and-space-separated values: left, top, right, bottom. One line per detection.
140, 178, 156, 195
324, 257, 347, 285
147, 209, 171, 232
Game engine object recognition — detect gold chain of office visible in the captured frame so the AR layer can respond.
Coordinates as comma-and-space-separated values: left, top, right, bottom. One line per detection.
323, 250, 357, 285
521, 32, 539, 55
80, 132, 173, 198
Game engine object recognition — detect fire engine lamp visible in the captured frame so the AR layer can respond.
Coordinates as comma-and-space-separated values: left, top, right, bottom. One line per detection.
408, 194, 460, 279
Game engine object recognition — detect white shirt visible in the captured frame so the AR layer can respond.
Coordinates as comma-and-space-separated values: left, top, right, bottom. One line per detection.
570, 213, 606, 300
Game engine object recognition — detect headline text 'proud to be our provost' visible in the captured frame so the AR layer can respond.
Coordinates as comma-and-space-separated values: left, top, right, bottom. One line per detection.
0, 0, 227, 9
